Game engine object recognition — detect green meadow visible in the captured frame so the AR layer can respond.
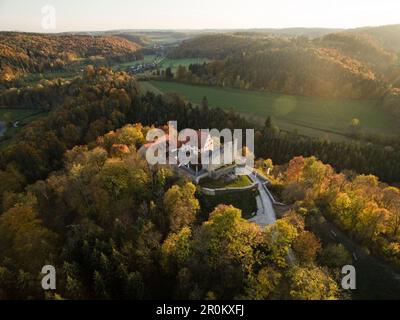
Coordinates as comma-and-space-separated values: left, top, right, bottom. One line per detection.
114, 55, 209, 73
141, 80, 400, 140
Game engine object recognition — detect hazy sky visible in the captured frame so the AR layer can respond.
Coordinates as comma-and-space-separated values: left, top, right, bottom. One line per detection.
1, 0, 400, 32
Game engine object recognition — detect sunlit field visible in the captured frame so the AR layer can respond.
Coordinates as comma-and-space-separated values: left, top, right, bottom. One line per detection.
114, 55, 209, 73
142, 80, 400, 140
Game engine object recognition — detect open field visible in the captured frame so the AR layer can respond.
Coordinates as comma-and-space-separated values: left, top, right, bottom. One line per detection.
198, 189, 258, 219
140, 81, 164, 95
159, 57, 209, 72
114, 55, 209, 73
141, 80, 400, 140
199, 175, 253, 189
112, 55, 158, 70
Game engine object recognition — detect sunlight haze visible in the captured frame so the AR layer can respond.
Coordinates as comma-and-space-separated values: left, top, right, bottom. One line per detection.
1, 0, 400, 32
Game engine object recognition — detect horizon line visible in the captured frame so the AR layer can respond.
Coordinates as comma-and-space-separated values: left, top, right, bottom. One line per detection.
2, 23, 400, 35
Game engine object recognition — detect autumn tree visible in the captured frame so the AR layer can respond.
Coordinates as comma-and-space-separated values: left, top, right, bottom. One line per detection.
164, 182, 200, 233
241, 267, 281, 300
189, 205, 266, 299
292, 231, 322, 264
382, 187, 400, 239
287, 265, 339, 300
265, 219, 298, 268
319, 244, 352, 268
0, 195, 57, 273
161, 227, 192, 274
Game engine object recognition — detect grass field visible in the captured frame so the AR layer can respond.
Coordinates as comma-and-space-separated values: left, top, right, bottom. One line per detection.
199, 175, 253, 189
141, 80, 400, 140
113, 55, 158, 70
114, 55, 209, 73
198, 189, 258, 219
158, 57, 209, 72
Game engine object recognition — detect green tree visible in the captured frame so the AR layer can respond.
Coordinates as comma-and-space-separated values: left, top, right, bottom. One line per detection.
265, 116, 272, 129
190, 205, 265, 299
164, 183, 200, 232
265, 219, 298, 268
176, 65, 188, 80
349, 118, 361, 137
0, 196, 57, 273
202, 96, 209, 110
319, 244, 352, 268
241, 267, 281, 300
161, 227, 192, 273
165, 67, 174, 80
287, 265, 339, 300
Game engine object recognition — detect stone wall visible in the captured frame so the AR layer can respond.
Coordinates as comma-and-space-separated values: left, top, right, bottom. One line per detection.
201, 182, 258, 196
209, 164, 237, 180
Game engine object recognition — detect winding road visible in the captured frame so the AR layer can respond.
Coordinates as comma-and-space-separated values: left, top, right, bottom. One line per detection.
245, 170, 400, 297
0, 121, 6, 137
248, 172, 277, 226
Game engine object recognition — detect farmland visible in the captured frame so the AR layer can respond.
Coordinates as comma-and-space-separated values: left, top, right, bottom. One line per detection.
114, 55, 209, 73
140, 80, 400, 140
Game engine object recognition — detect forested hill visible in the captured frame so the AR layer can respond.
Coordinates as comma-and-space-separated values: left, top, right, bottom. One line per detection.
0, 33, 142, 82
320, 33, 397, 73
168, 26, 400, 99
345, 24, 400, 53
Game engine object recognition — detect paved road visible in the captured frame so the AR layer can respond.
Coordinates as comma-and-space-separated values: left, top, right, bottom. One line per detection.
0, 121, 6, 137
248, 173, 277, 226
311, 216, 400, 299
248, 172, 296, 263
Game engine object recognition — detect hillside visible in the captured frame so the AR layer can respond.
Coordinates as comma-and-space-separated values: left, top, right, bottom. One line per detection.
321, 32, 395, 65
319, 31, 400, 84
244, 27, 344, 38
347, 24, 400, 53
0, 32, 142, 82
168, 34, 290, 59
168, 33, 388, 99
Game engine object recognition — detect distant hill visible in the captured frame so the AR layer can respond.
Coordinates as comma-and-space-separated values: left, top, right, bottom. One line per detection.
245, 27, 344, 38
64, 28, 343, 46
90, 30, 195, 45
167, 32, 397, 99
167, 34, 292, 59
346, 25, 400, 53
112, 33, 150, 47
0, 32, 141, 82
318, 32, 398, 81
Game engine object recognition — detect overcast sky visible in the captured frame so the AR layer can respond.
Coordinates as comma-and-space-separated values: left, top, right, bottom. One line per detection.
1, 0, 400, 32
